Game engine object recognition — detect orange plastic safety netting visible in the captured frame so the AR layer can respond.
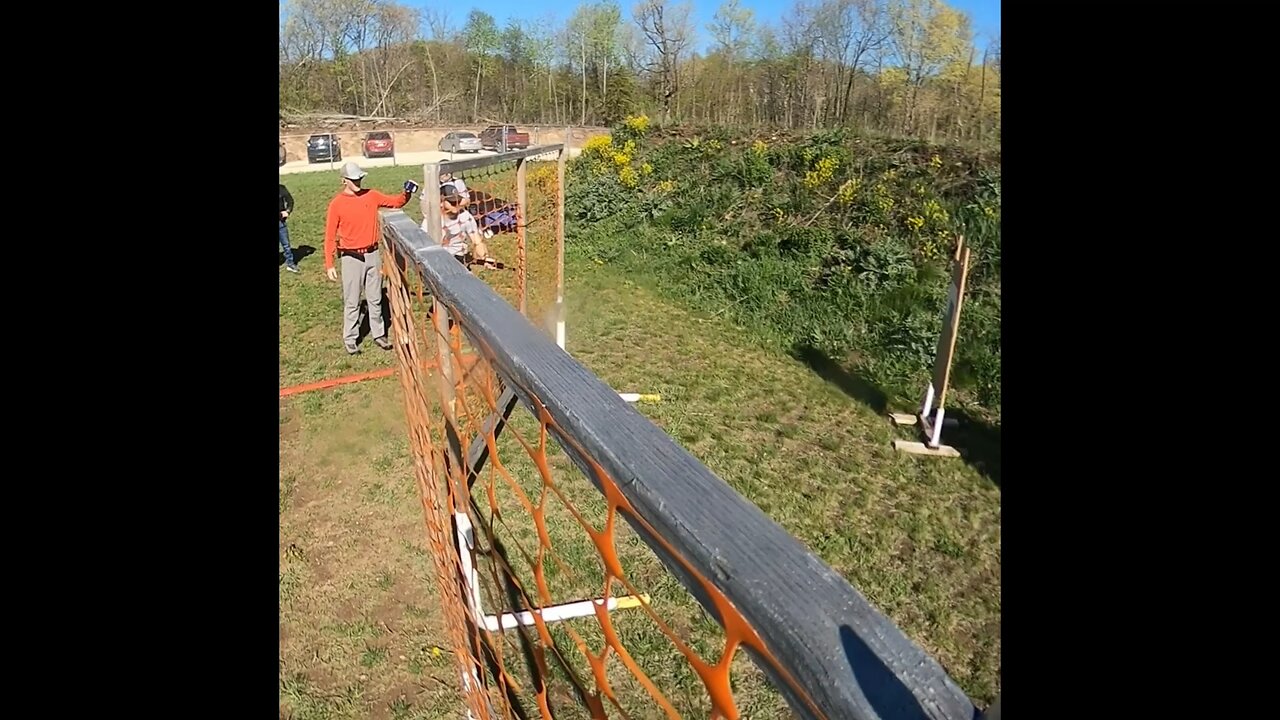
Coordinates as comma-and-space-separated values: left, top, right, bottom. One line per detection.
430, 156, 563, 343
378, 239, 803, 719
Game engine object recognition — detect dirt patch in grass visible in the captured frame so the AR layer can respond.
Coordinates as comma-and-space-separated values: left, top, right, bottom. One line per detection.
280, 380, 464, 719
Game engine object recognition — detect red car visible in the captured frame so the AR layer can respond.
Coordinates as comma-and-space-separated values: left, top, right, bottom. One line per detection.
363, 131, 394, 158
480, 125, 529, 152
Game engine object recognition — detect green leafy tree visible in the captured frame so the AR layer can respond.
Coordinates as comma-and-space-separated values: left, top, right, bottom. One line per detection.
887, 0, 971, 132
463, 9, 499, 121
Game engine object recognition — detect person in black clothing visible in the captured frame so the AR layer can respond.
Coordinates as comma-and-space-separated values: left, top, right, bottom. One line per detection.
279, 183, 300, 273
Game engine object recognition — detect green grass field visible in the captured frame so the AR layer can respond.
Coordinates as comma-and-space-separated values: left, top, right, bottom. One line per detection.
279, 165, 1001, 719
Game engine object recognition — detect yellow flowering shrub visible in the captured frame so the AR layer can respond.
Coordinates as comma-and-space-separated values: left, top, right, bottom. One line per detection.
922, 198, 949, 225
920, 230, 952, 261
836, 178, 860, 206
610, 139, 637, 168
874, 194, 894, 214
622, 114, 650, 136
582, 134, 613, 157
619, 166, 638, 188
529, 164, 558, 196
581, 134, 645, 188
804, 156, 840, 189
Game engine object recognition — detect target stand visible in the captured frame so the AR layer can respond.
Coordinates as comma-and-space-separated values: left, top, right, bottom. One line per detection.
892, 237, 971, 459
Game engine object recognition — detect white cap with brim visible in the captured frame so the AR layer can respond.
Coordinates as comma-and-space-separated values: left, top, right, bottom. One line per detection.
341, 162, 368, 181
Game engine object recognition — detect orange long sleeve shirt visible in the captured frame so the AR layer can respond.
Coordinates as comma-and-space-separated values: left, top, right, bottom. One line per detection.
323, 188, 409, 270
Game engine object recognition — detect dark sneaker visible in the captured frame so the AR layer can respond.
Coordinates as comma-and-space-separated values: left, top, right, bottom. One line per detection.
345, 343, 360, 355
286, 264, 300, 273
373, 336, 393, 350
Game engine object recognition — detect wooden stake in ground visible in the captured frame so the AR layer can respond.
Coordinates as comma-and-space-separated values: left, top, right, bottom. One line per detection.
516, 157, 528, 315
893, 236, 972, 458
423, 161, 443, 247
555, 142, 567, 350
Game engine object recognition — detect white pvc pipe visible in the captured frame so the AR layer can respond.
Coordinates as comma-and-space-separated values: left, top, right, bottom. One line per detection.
555, 295, 566, 349
929, 407, 946, 448
921, 382, 936, 417
454, 513, 484, 616
483, 594, 648, 632
456, 510, 649, 634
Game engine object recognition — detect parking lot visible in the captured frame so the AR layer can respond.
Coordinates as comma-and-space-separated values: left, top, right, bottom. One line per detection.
279, 146, 583, 176
280, 149, 495, 175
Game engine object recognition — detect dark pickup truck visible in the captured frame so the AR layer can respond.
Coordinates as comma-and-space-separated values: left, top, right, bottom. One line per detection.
480, 125, 530, 152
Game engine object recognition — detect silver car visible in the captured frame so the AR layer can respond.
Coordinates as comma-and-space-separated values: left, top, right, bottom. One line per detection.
439, 131, 482, 153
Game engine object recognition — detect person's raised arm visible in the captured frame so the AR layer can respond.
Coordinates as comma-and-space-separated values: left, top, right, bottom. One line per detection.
374, 188, 410, 209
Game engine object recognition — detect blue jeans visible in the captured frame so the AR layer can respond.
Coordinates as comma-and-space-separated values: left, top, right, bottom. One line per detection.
279, 220, 296, 267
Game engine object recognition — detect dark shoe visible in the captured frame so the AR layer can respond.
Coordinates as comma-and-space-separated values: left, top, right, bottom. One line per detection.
345, 343, 360, 355
373, 336, 393, 350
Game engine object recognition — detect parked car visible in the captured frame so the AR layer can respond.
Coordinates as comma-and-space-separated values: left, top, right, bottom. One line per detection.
439, 131, 482, 153
280, 142, 286, 166
362, 131, 394, 158
306, 134, 342, 163
479, 125, 529, 152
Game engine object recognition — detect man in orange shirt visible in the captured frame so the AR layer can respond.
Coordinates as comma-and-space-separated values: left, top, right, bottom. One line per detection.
324, 162, 415, 354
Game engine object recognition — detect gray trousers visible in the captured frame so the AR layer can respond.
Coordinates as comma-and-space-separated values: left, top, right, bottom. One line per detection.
341, 249, 385, 345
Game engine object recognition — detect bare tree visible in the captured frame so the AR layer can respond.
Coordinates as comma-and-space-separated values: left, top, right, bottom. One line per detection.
834, 0, 891, 122
591, 3, 623, 115
710, 0, 754, 57
991, 31, 1000, 78
423, 7, 452, 40
633, 0, 693, 123
366, 2, 418, 116
708, 0, 755, 124
780, 1, 819, 128
568, 7, 591, 125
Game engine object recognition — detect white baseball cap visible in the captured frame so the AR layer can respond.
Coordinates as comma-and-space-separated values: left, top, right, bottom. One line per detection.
340, 162, 368, 181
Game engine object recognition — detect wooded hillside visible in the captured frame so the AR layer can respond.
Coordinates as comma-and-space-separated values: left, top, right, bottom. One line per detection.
279, 0, 1000, 144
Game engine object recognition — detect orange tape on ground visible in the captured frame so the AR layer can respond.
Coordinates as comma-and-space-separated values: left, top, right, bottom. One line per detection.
278, 352, 479, 398
279, 368, 397, 398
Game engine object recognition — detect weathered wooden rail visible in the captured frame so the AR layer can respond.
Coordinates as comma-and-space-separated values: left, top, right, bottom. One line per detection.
381, 207, 996, 720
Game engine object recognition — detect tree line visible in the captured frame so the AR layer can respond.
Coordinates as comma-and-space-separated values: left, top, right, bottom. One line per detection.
278, 0, 1000, 144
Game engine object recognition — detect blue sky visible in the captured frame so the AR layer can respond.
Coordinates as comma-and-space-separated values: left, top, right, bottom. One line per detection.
411, 0, 1000, 54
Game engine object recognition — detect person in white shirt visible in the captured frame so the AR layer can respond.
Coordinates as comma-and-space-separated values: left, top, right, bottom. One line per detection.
439, 172, 470, 203
432, 186, 488, 264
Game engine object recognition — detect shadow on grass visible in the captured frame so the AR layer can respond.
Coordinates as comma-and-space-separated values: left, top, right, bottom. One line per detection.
468, 497, 598, 717
938, 408, 1001, 488
280, 244, 316, 266
792, 345, 888, 414
353, 289, 395, 344
792, 344, 1000, 488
